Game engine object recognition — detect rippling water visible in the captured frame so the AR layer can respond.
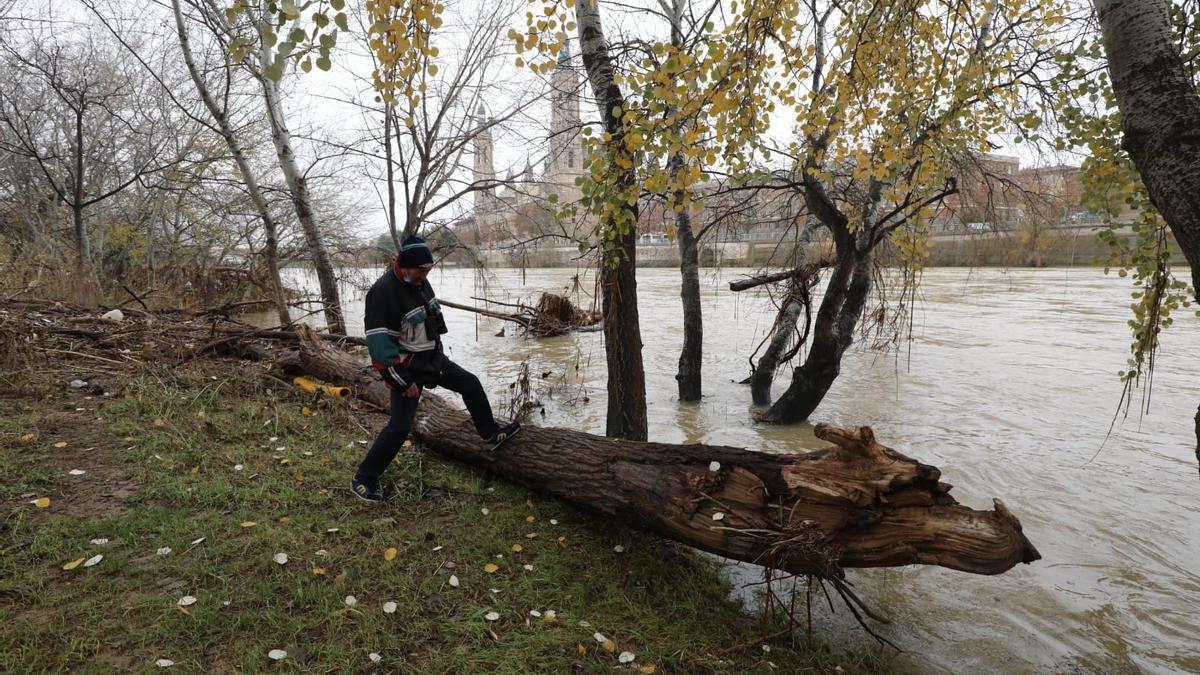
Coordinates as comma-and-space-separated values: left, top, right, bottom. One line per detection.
277, 265, 1200, 673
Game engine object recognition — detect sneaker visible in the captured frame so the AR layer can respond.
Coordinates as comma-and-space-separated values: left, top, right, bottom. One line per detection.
485, 421, 521, 451
350, 477, 383, 502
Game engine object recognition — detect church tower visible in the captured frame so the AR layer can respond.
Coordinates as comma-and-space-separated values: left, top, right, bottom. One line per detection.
546, 41, 583, 203
472, 104, 497, 216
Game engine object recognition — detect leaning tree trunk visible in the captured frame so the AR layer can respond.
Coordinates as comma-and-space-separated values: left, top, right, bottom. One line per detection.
751, 286, 805, 405
172, 0, 290, 326
762, 252, 871, 424
577, 0, 648, 440
258, 38, 344, 334
1093, 0, 1200, 457
287, 327, 1040, 577
745, 215, 825, 404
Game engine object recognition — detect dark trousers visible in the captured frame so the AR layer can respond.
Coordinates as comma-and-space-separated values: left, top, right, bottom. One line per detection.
356, 359, 498, 482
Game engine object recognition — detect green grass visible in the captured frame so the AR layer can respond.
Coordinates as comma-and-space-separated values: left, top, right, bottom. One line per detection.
0, 366, 887, 673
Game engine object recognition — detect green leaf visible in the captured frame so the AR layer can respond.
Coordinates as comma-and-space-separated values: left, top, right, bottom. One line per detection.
280, 0, 299, 18
265, 62, 284, 81
289, 27, 306, 44
316, 56, 331, 72
319, 32, 336, 50
300, 57, 312, 73
277, 41, 295, 58
335, 12, 349, 31
330, 0, 345, 9
314, 13, 328, 28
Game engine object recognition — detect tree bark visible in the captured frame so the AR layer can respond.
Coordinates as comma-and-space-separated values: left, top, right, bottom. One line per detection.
289, 327, 1040, 577
576, 0, 648, 440
673, 155, 703, 402
257, 29, 344, 334
1094, 0, 1200, 294
171, 0, 290, 326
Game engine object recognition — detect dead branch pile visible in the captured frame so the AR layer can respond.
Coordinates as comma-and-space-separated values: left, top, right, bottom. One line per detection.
0, 298, 363, 382
440, 293, 600, 337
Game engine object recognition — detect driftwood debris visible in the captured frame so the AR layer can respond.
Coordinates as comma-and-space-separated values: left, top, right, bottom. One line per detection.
440, 293, 600, 337
291, 327, 1040, 578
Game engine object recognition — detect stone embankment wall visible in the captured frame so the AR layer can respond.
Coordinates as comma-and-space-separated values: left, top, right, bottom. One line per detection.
476, 228, 1181, 268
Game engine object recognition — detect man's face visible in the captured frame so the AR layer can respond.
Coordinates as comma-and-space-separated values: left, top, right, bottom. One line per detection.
400, 266, 430, 285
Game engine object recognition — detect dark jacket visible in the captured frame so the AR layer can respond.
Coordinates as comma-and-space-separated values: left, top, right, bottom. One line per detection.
364, 261, 448, 389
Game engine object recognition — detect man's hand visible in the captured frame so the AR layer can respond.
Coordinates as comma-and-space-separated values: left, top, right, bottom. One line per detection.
401, 383, 421, 398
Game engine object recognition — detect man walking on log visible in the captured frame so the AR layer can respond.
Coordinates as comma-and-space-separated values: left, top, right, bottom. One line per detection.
352, 235, 520, 502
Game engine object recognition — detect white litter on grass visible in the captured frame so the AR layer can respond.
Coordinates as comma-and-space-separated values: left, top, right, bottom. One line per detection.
190, 537, 206, 545
100, 309, 124, 322
344, 595, 357, 606
90, 538, 108, 545
155, 659, 175, 667
709, 461, 721, 472
448, 575, 459, 587
480, 507, 489, 515
369, 653, 382, 663
593, 633, 607, 643
431, 546, 443, 552
233, 464, 244, 471
613, 545, 624, 553
326, 528, 339, 533
619, 651, 636, 663
269, 436, 279, 442
529, 610, 542, 617
274, 446, 286, 452
157, 547, 172, 556
315, 549, 328, 556
523, 564, 534, 571
762, 644, 771, 652
83, 555, 103, 567
267, 649, 287, 660
489, 588, 501, 594
68, 469, 86, 476
712, 512, 725, 521
177, 596, 196, 607
485, 612, 500, 621
549, 519, 559, 525
383, 601, 397, 614
273, 552, 288, 565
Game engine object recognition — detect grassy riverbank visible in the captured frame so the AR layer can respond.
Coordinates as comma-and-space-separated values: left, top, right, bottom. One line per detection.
0, 360, 886, 673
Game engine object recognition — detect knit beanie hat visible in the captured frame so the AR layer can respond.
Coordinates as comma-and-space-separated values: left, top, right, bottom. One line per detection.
397, 235, 434, 268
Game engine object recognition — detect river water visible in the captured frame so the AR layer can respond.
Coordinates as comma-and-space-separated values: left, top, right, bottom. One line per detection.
275, 265, 1200, 674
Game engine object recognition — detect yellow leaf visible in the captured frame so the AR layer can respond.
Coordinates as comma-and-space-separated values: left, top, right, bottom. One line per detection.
384, 547, 397, 561
53, 441, 67, 448
557, 536, 566, 548
176, 605, 191, 616
153, 419, 166, 427
301, 406, 312, 416
577, 643, 587, 656
278, 516, 291, 524
526, 499, 534, 507
21, 433, 35, 442
524, 533, 537, 539
241, 521, 257, 528
511, 544, 523, 552
483, 563, 499, 573
312, 567, 326, 575
640, 665, 657, 674
62, 558, 85, 570
33, 497, 50, 508
190, 466, 200, 474
525, 516, 535, 524
602, 639, 616, 653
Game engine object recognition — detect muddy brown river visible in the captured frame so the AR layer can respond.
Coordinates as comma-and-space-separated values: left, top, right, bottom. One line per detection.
273, 265, 1199, 673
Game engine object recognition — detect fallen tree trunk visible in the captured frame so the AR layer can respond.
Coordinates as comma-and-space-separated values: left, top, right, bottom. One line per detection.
291, 327, 1039, 577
